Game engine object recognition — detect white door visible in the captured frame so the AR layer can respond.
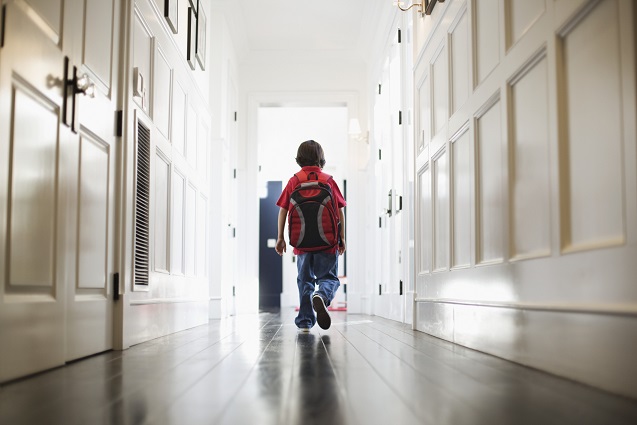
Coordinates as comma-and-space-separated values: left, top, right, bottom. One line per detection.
222, 77, 239, 316
374, 62, 391, 308
388, 33, 404, 318
374, 28, 405, 321
0, 0, 118, 380
63, 0, 119, 361
0, 0, 70, 381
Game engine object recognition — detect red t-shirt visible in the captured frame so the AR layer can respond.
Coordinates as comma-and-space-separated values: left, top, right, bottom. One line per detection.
276, 166, 347, 255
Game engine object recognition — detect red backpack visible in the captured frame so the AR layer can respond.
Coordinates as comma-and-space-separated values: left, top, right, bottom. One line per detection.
287, 170, 339, 252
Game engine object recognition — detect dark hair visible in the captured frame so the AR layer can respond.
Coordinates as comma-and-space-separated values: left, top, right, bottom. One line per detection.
295, 140, 326, 168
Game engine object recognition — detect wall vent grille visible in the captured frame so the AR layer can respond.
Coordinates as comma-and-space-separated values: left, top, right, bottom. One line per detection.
134, 120, 151, 285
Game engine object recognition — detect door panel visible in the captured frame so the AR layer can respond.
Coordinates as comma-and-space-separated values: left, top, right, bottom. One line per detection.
20, 0, 63, 42
82, 0, 114, 90
77, 133, 110, 290
9, 87, 58, 288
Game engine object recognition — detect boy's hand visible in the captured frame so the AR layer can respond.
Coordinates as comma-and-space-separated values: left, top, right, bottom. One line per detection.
338, 239, 346, 255
275, 238, 286, 256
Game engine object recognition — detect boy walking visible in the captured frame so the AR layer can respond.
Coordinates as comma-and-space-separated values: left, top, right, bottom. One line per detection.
275, 140, 346, 331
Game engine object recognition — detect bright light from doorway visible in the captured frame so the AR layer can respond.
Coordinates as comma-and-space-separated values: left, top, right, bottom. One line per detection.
257, 106, 348, 185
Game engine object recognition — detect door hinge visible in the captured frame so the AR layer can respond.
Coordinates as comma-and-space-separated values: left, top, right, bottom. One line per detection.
232, 286, 236, 297
378, 216, 382, 228
398, 28, 402, 43
378, 149, 382, 161
399, 110, 402, 125
233, 168, 237, 179
116, 110, 123, 137
113, 273, 120, 301
234, 111, 237, 122
400, 280, 403, 296
379, 284, 382, 296
378, 84, 382, 95
1, 5, 6, 48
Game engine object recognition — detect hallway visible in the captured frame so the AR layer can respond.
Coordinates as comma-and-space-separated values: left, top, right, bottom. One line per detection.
1, 311, 636, 425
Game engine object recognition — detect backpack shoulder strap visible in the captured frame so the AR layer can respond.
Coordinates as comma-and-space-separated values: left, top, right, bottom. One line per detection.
294, 170, 307, 184
318, 172, 332, 183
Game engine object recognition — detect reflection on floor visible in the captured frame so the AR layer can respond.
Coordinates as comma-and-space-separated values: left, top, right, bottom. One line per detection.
1, 310, 637, 424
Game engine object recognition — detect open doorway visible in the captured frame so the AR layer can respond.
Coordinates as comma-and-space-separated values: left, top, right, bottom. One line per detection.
257, 105, 348, 311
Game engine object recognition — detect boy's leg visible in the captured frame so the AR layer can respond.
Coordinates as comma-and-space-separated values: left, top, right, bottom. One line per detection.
311, 252, 340, 330
295, 253, 316, 329
313, 252, 340, 306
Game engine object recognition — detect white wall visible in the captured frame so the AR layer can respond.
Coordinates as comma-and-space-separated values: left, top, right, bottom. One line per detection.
408, 0, 637, 399
121, 0, 214, 346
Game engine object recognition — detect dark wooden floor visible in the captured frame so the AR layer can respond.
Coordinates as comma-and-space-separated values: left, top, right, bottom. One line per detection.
2, 310, 637, 425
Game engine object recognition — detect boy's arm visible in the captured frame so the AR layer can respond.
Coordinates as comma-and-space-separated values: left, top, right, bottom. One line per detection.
338, 208, 346, 255
275, 207, 287, 256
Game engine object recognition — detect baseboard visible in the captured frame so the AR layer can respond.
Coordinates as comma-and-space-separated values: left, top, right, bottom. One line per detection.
415, 300, 637, 399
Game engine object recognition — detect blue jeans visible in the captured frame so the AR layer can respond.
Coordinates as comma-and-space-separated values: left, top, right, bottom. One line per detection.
295, 252, 340, 328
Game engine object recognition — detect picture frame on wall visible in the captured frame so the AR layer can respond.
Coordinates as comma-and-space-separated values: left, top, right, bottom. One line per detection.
164, 0, 178, 34
196, 1, 207, 70
187, 6, 197, 70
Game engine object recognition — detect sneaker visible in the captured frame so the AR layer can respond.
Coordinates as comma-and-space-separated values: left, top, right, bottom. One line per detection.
298, 327, 311, 333
312, 294, 331, 330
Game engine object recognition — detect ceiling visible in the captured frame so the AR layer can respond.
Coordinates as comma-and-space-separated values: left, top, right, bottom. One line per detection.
215, 0, 386, 63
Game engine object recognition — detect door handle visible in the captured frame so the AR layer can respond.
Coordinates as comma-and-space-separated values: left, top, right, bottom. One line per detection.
62, 57, 74, 128
75, 73, 95, 97
62, 57, 96, 132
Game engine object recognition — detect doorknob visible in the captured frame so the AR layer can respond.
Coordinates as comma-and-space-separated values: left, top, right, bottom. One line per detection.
75, 73, 95, 97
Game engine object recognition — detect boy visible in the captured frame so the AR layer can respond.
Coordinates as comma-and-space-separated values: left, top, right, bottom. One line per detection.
275, 140, 346, 331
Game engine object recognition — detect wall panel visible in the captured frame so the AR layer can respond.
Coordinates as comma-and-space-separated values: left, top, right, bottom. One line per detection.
186, 103, 197, 168
197, 195, 207, 277
509, 53, 551, 259
560, 0, 624, 251
133, 12, 152, 113
432, 44, 448, 136
417, 166, 432, 274
450, 7, 470, 115
433, 150, 449, 271
506, 0, 546, 48
185, 184, 196, 276
171, 170, 185, 275
153, 47, 172, 140
418, 75, 431, 152
197, 121, 209, 178
154, 152, 170, 272
476, 97, 504, 264
473, 0, 500, 85
172, 80, 186, 156
452, 128, 471, 268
